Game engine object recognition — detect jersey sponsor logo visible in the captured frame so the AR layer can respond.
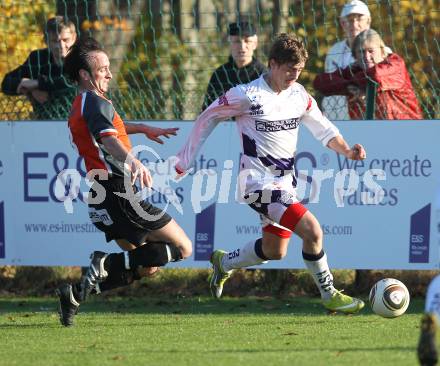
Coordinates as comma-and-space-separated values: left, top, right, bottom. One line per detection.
249, 103, 264, 116
88, 207, 114, 226
255, 118, 300, 132
218, 94, 229, 106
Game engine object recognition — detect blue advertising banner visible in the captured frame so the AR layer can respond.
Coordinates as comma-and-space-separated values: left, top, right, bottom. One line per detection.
194, 203, 216, 261
409, 204, 431, 263
0, 120, 439, 269
0, 201, 4, 259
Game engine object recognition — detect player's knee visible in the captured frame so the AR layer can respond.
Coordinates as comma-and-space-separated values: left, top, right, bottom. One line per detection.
303, 225, 323, 244
178, 237, 192, 259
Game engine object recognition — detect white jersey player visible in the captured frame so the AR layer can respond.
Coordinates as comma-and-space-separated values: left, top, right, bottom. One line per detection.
177, 75, 339, 229
417, 189, 440, 365
177, 33, 367, 314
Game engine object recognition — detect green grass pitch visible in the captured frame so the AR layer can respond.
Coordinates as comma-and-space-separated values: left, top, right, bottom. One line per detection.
0, 296, 428, 366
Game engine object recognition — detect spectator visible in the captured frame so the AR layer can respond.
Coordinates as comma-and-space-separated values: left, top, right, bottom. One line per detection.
1, 16, 77, 120
202, 21, 266, 111
321, 0, 373, 120
313, 29, 423, 120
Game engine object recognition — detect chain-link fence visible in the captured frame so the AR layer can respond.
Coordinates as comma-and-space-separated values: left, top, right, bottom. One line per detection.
0, 0, 438, 121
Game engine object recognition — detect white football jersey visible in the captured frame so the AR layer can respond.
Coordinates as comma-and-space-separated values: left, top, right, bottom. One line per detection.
176, 75, 340, 198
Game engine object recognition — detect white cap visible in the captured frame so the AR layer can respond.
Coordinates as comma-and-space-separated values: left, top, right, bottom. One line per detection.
340, 0, 371, 18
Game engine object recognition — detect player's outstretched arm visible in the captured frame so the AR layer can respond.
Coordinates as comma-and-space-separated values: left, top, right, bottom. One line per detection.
327, 135, 366, 161
125, 123, 179, 144
176, 86, 249, 174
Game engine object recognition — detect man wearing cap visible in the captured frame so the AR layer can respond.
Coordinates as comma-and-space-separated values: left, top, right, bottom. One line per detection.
202, 21, 266, 111
321, 0, 372, 120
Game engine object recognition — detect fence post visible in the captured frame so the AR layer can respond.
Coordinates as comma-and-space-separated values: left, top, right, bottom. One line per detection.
356, 79, 377, 293
365, 79, 377, 120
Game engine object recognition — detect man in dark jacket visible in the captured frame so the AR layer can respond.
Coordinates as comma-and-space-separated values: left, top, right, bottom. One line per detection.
202, 21, 266, 111
1, 16, 77, 120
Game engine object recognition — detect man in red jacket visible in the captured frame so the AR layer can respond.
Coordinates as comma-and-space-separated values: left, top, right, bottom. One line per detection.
313, 29, 423, 120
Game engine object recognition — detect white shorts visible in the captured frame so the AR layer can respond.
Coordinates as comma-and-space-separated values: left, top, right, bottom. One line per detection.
243, 187, 307, 238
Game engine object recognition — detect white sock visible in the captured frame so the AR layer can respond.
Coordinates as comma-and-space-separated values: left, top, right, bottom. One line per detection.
425, 274, 440, 320
221, 239, 267, 271
303, 251, 335, 300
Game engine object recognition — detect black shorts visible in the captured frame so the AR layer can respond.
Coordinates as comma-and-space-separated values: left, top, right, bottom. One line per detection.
88, 177, 172, 245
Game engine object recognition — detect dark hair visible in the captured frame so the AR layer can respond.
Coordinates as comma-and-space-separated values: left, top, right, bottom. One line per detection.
45, 16, 76, 39
228, 21, 256, 37
64, 37, 105, 82
268, 33, 308, 67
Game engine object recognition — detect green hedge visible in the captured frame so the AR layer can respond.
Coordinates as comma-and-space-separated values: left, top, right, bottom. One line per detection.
0, 266, 438, 298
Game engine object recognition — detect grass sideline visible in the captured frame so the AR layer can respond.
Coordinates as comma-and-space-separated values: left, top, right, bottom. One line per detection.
0, 295, 429, 366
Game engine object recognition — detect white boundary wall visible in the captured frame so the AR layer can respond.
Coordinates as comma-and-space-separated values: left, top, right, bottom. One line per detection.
0, 120, 439, 269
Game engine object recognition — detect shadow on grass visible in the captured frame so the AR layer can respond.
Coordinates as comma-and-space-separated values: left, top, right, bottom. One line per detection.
0, 295, 425, 317
132, 346, 415, 353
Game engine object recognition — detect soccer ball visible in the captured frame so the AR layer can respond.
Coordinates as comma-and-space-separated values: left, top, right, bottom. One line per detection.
369, 278, 410, 318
